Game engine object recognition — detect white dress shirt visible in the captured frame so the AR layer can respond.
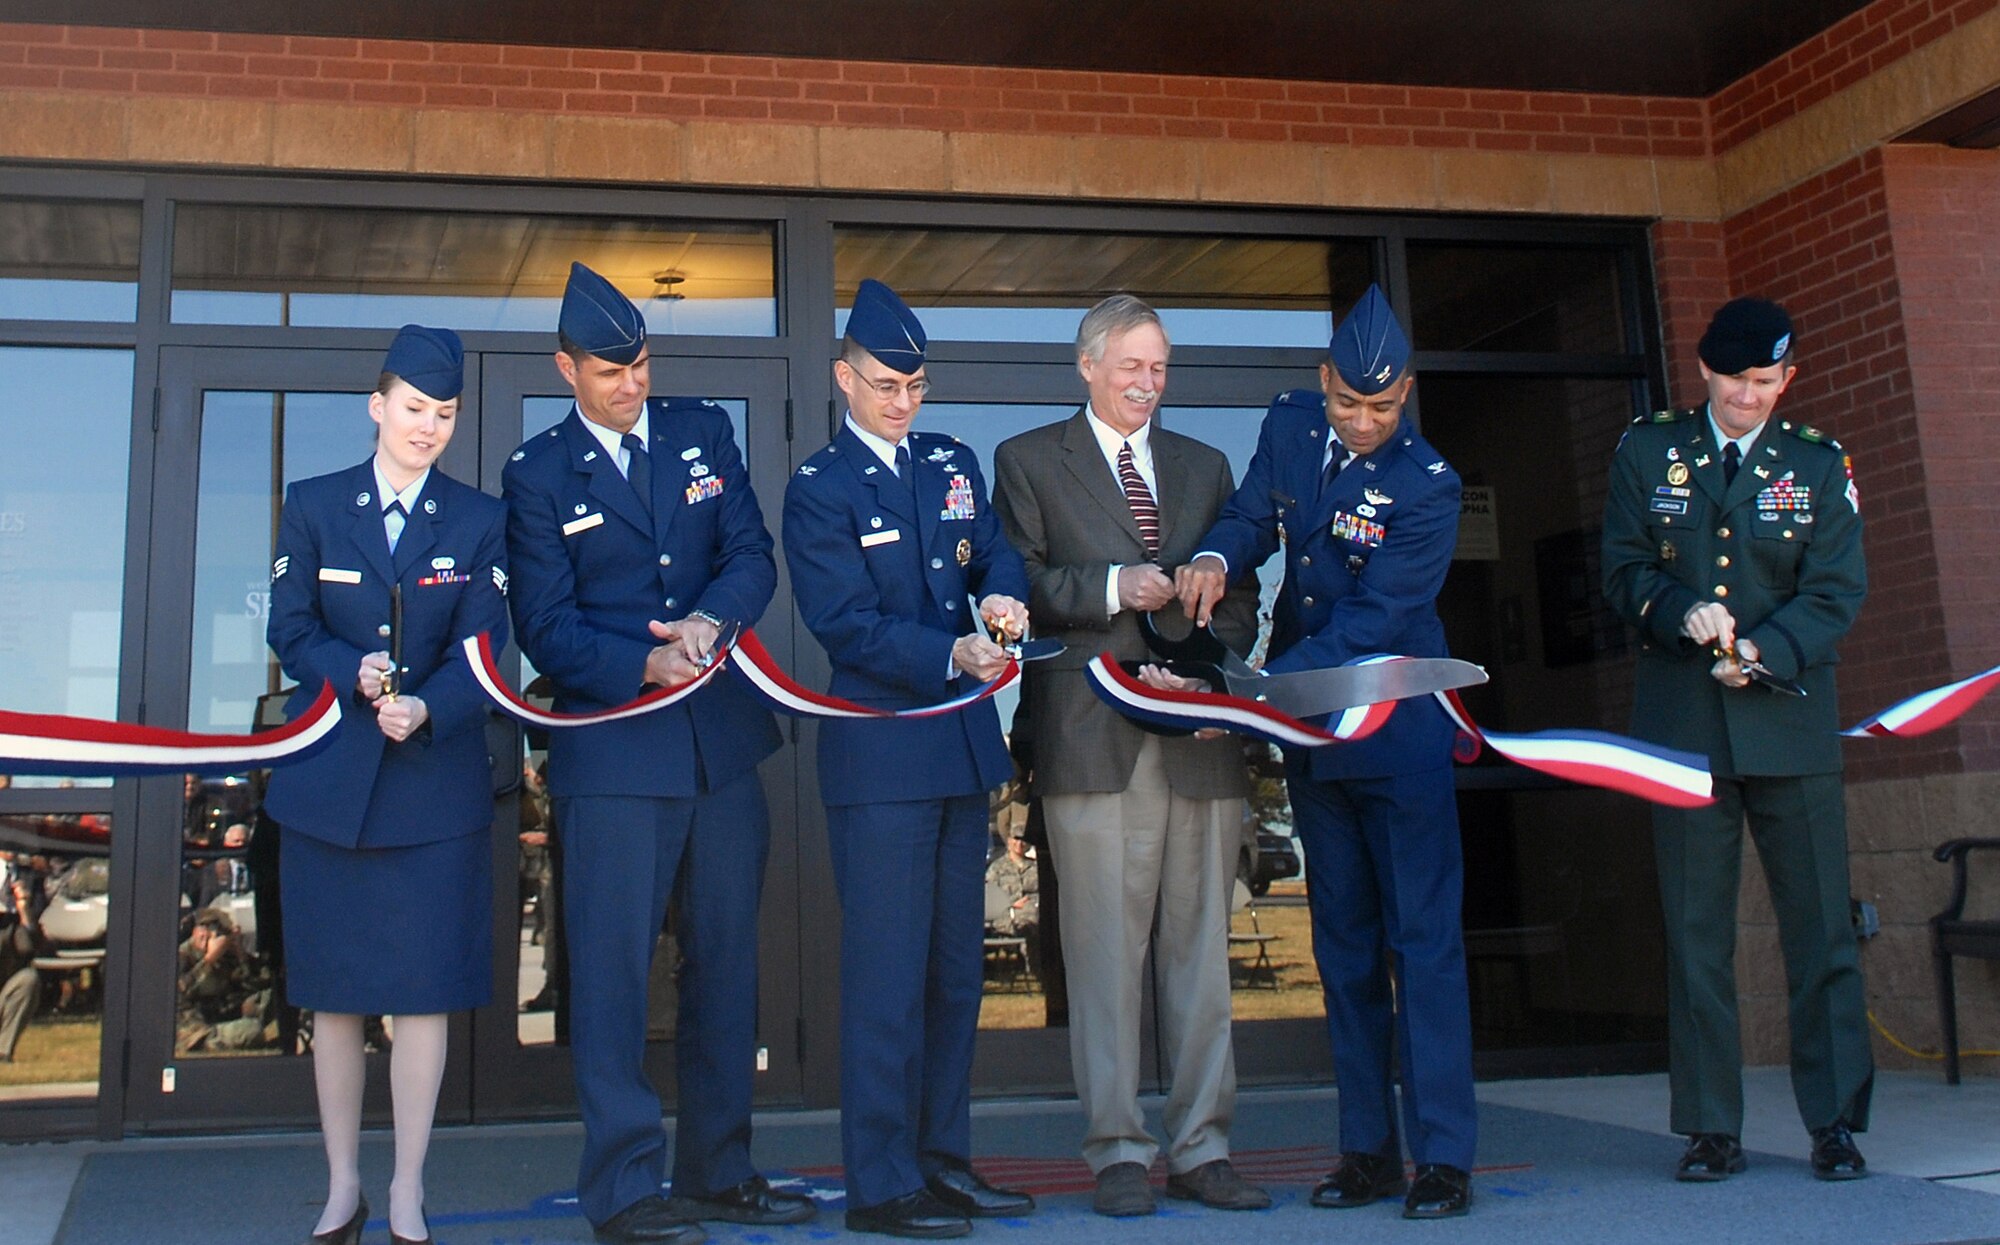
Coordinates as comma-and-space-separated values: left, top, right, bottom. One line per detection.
575, 404, 653, 479
371, 459, 430, 553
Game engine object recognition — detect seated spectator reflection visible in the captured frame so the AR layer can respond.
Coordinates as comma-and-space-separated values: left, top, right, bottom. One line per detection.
175, 907, 274, 1054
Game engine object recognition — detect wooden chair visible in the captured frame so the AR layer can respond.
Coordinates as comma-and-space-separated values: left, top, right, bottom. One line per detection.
1931, 837, 2000, 1084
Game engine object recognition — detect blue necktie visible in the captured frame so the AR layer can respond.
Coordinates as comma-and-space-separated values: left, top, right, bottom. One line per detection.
895, 443, 917, 506
383, 500, 407, 553
1320, 447, 1348, 501
622, 433, 653, 521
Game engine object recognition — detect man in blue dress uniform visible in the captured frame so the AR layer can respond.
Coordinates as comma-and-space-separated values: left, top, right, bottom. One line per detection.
503, 264, 811, 1245
783, 279, 1036, 1239
1178, 285, 1477, 1219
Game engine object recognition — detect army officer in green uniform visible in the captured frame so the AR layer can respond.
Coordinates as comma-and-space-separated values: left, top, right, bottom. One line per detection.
1602, 297, 1872, 1185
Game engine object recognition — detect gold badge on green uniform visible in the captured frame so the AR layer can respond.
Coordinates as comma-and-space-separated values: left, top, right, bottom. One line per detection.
1667, 463, 1690, 486
955, 538, 972, 566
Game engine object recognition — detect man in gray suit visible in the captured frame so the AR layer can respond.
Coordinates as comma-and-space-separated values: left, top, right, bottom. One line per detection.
992, 296, 1269, 1218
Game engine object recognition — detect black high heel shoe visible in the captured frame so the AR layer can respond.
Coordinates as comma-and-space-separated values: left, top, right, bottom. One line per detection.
308, 1198, 366, 1245
389, 1206, 432, 1245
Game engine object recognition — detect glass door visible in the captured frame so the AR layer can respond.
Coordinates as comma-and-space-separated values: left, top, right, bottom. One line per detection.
469, 352, 805, 1119
124, 346, 487, 1130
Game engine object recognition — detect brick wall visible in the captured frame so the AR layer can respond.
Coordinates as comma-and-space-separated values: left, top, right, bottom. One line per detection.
1650, 221, 1731, 404
1720, 151, 1954, 783
0, 22, 1713, 156
1709, 0, 2000, 151
1881, 145, 2000, 772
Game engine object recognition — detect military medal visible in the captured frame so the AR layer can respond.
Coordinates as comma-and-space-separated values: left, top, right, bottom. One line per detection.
1667, 463, 1690, 486
955, 538, 972, 566
1660, 541, 1676, 562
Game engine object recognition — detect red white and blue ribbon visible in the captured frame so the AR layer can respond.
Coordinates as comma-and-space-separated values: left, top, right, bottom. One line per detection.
727, 628, 1020, 719
1085, 655, 1395, 748
1085, 654, 1714, 808
464, 629, 1019, 728
0, 683, 343, 776
1843, 663, 2000, 739
1431, 690, 1714, 808
461, 632, 729, 727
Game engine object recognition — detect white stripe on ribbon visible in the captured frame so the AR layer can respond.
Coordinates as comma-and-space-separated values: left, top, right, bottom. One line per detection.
1843, 663, 2000, 738
464, 628, 1018, 729
461, 633, 725, 728
1084, 653, 1714, 808
0, 683, 343, 776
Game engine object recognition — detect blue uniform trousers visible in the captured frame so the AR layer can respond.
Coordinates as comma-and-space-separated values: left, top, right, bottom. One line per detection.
1289, 763, 1477, 1171
825, 794, 986, 1209
557, 771, 770, 1226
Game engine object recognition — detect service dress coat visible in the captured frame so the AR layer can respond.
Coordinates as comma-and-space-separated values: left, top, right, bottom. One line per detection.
264, 459, 509, 1015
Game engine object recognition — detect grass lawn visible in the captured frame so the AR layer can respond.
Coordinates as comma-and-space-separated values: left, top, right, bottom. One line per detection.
0, 1014, 101, 1089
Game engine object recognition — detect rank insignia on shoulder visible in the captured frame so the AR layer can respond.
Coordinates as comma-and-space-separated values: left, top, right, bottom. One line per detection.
797, 464, 818, 476
492, 567, 508, 596
511, 450, 525, 461
1426, 461, 1447, 475
272, 555, 290, 580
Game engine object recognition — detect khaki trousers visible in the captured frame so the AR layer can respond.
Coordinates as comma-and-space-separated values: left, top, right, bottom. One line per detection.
1043, 735, 1241, 1175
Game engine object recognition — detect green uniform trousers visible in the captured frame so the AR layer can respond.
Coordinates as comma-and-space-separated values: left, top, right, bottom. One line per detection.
1652, 771, 1873, 1137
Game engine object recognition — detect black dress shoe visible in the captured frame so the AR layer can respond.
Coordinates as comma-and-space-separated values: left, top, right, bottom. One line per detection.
593, 1195, 708, 1245
1403, 1164, 1471, 1219
1810, 1122, 1867, 1181
925, 1162, 1035, 1217
845, 1190, 972, 1239
1675, 1133, 1747, 1182
308, 1198, 366, 1245
666, 1174, 816, 1225
1311, 1151, 1408, 1209
1164, 1159, 1271, 1210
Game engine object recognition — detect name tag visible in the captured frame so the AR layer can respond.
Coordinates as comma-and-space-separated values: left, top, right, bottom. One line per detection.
562, 512, 605, 536
860, 529, 902, 548
1649, 498, 1689, 515
318, 568, 362, 584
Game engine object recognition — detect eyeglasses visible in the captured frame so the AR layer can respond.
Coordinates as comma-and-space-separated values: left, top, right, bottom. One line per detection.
862, 376, 931, 401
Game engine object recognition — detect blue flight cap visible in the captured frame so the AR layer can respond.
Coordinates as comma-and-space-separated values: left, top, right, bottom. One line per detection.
1699, 297, 1793, 374
1329, 284, 1411, 395
381, 324, 464, 401
845, 278, 927, 376
558, 262, 647, 365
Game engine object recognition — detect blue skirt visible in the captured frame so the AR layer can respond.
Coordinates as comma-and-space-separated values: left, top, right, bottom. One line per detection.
279, 825, 494, 1016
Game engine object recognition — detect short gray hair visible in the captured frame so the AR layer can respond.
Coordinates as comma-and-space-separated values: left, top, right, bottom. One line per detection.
1076, 295, 1168, 364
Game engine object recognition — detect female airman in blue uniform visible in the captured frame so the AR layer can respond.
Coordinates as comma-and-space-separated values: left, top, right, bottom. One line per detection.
264, 325, 509, 1245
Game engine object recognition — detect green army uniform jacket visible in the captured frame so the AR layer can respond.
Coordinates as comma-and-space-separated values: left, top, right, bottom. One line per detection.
1601, 405, 1866, 778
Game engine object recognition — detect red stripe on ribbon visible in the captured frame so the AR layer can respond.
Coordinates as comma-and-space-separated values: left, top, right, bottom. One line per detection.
1844, 663, 2000, 739
465, 629, 1018, 729
0, 682, 343, 776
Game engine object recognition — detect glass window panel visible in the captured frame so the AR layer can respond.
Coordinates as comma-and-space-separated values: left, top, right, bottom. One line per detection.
836, 228, 1371, 347
172, 205, 777, 336
1, 820, 113, 1097
0, 199, 141, 322
0, 348, 134, 790
1416, 374, 1664, 1050
173, 388, 376, 1060
1405, 243, 1628, 354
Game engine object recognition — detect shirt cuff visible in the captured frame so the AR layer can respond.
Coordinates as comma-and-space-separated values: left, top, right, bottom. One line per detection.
1105, 564, 1123, 618
1193, 550, 1230, 576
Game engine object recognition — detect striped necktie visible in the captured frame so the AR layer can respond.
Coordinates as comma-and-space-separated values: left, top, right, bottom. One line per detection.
1117, 441, 1160, 558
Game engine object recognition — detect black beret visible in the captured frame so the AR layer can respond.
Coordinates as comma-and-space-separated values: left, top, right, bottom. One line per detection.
1699, 297, 1793, 374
